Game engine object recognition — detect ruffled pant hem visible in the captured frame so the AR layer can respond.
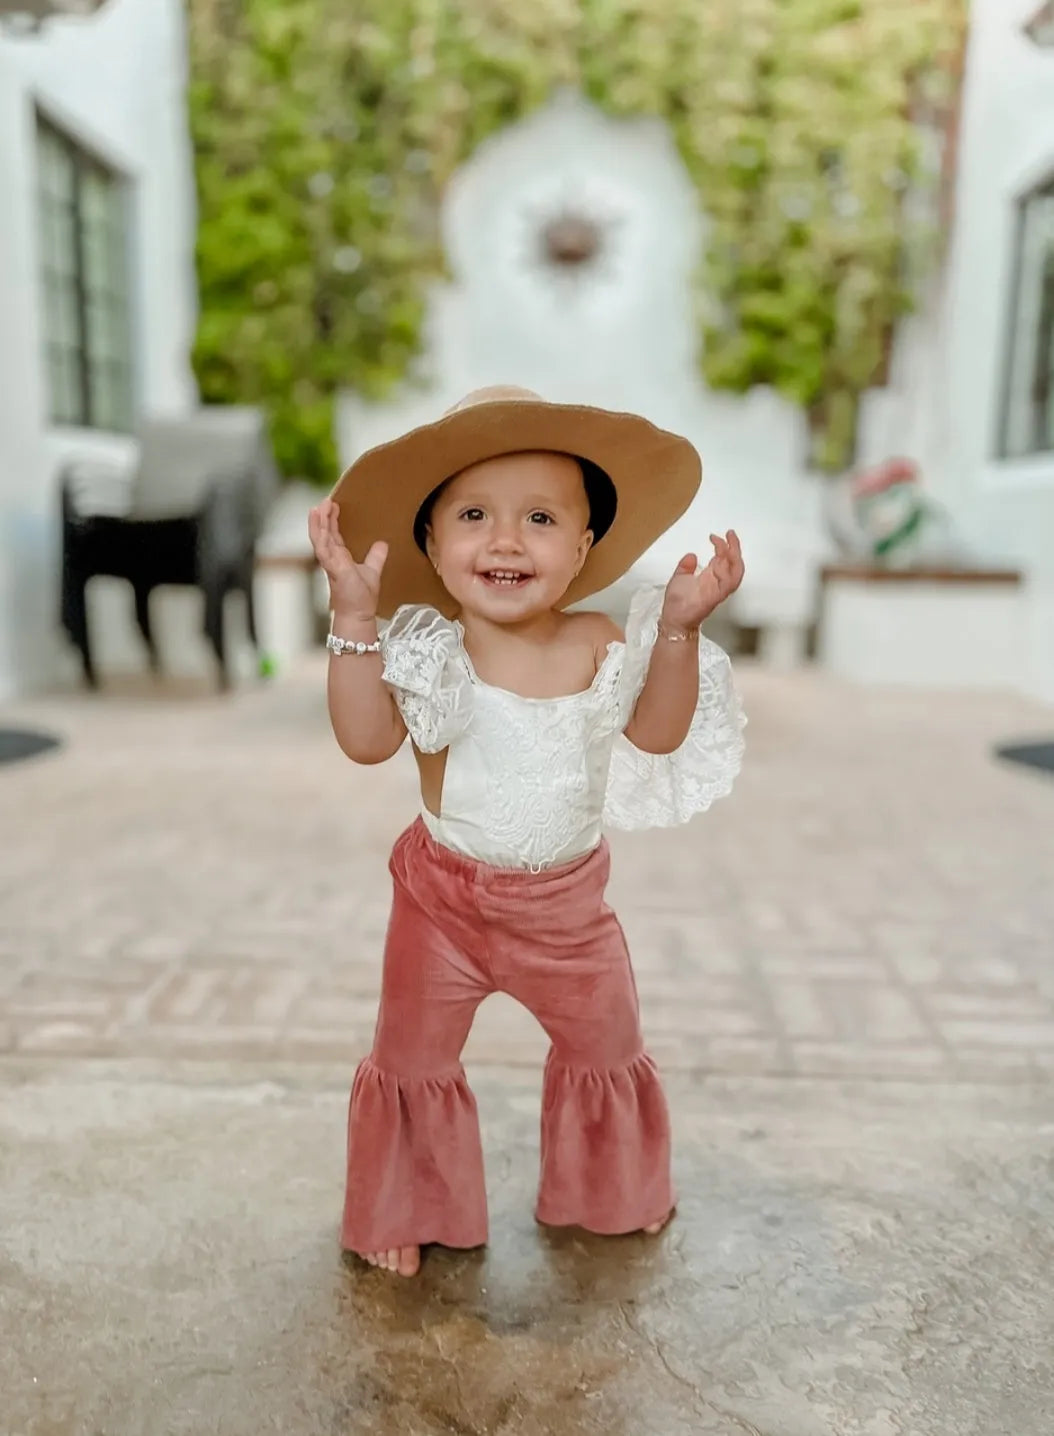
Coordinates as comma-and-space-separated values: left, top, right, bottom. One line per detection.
534, 1049, 674, 1234
342, 1048, 674, 1249
340, 1056, 489, 1254
532, 1202, 676, 1237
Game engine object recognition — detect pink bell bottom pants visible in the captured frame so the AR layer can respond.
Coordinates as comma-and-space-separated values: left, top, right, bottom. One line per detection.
341, 819, 674, 1253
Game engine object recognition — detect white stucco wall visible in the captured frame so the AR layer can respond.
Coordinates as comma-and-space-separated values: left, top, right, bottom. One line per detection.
3, 1, 1049, 701
0, 0, 198, 700
338, 90, 829, 641
922, 0, 1054, 702
338, 13, 1054, 701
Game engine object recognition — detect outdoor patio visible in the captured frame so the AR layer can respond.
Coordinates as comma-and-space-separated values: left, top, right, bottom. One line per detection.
1, 658, 1052, 1434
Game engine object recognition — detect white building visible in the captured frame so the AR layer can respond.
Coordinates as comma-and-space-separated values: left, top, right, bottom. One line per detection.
0, 0, 1051, 702
0, 0, 197, 701
856, 0, 1054, 702
340, 0, 1054, 702
957, 0, 1054, 702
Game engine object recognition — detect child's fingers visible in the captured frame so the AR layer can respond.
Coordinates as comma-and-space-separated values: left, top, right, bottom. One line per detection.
710, 532, 743, 590
361, 540, 389, 577
725, 532, 745, 588
700, 562, 725, 602
308, 503, 331, 536
308, 508, 332, 564
673, 552, 697, 576
308, 515, 347, 579
710, 534, 733, 570
710, 553, 734, 596
706, 537, 729, 576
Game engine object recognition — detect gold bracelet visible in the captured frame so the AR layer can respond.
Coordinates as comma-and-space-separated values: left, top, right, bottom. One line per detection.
657, 619, 699, 643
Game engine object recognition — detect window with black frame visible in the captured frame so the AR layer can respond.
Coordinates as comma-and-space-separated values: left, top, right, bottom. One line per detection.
1000, 177, 1054, 459
35, 113, 134, 432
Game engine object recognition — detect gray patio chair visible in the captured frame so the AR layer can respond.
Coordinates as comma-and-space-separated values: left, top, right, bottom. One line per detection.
60, 406, 279, 689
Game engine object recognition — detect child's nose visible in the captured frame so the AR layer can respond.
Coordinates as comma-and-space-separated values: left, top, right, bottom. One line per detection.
490, 525, 524, 553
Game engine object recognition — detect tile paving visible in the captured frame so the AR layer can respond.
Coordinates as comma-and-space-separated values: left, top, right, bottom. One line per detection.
2, 658, 1053, 1083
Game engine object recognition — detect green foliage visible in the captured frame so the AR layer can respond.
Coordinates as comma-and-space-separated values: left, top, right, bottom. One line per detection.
187, 0, 964, 480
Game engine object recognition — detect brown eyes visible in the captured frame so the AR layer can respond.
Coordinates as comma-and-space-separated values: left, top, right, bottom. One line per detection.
455, 509, 555, 525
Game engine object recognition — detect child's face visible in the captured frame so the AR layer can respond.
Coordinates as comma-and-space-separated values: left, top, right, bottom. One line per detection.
426, 451, 594, 621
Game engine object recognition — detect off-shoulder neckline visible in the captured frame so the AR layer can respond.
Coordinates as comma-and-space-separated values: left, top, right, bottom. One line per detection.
452, 619, 624, 705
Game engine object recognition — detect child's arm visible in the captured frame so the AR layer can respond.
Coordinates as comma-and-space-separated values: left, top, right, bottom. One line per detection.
624, 625, 701, 755
309, 500, 407, 764
624, 532, 744, 756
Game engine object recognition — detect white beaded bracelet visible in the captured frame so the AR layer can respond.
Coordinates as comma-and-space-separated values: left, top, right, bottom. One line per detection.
326, 633, 382, 656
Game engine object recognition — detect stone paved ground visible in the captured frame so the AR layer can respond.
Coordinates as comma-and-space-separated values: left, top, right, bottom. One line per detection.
3, 658, 1054, 1436
1, 658, 1053, 1081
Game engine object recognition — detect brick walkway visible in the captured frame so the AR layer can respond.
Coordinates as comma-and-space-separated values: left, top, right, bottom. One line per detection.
2, 659, 1053, 1081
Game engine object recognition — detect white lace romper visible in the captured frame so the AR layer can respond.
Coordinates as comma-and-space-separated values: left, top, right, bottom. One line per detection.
379, 584, 747, 871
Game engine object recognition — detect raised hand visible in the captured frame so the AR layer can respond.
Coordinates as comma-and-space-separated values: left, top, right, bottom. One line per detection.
307, 499, 388, 621
661, 530, 744, 630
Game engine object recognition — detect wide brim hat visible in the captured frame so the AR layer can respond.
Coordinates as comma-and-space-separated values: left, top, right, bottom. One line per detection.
329, 385, 701, 619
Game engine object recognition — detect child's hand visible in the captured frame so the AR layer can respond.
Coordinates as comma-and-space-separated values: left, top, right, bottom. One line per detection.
661, 531, 744, 630
308, 499, 388, 621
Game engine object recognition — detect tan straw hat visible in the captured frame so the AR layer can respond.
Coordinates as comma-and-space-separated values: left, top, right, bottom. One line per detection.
330, 385, 702, 618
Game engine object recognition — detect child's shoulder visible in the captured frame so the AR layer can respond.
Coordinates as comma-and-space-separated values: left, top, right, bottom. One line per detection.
562, 607, 625, 669
564, 607, 624, 642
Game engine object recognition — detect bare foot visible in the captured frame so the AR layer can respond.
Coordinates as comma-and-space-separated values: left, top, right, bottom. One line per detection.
359, 1245, 421, 1277
643, 1209, 674, 1235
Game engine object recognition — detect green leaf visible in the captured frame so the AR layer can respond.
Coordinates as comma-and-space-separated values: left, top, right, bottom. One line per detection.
187, 0, 966, 479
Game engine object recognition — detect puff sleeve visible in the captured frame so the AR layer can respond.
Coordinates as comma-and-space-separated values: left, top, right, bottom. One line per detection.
603, 585, 746, 830
380, 605, 473, 753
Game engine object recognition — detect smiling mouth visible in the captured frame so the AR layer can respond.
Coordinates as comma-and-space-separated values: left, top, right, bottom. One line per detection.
478, 569, 534, 587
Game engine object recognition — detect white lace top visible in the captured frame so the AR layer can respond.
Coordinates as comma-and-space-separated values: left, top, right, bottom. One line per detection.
379, 584, 746, 871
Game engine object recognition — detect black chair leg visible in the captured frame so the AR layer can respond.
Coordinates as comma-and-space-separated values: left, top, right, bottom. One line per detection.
243, 571, 259, 650
133, 583, 160, 671
64, 573, 97, 689
203, 582, 230, 690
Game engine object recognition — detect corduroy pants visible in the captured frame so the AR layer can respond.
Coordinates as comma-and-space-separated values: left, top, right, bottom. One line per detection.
341, 818, 674, 1252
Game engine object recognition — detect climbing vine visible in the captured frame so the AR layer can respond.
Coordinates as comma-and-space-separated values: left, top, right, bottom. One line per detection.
187, 0, 964, 480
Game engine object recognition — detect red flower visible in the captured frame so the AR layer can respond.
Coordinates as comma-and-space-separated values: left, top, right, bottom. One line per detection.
851, 457, 919, 498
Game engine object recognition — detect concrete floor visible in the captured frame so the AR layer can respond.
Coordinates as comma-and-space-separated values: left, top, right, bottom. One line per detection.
2, 658, 1054, 1434
3, 1063, 1052, 1436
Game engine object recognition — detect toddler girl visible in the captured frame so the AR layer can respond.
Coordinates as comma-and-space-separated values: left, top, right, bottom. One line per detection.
308, 386, 745, 1278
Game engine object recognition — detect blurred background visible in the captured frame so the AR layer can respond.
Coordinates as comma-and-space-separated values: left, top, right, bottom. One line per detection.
0, 0, 1051, 699
3, 6, 1054, 1429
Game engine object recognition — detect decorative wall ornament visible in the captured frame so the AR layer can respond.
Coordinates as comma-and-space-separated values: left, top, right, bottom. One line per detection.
541, 210, 603, 269
514, 182, 629, 302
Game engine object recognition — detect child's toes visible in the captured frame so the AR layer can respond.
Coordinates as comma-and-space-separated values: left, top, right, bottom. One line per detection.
397, 1246, 421, 1277
644, 1209, 675, 1235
